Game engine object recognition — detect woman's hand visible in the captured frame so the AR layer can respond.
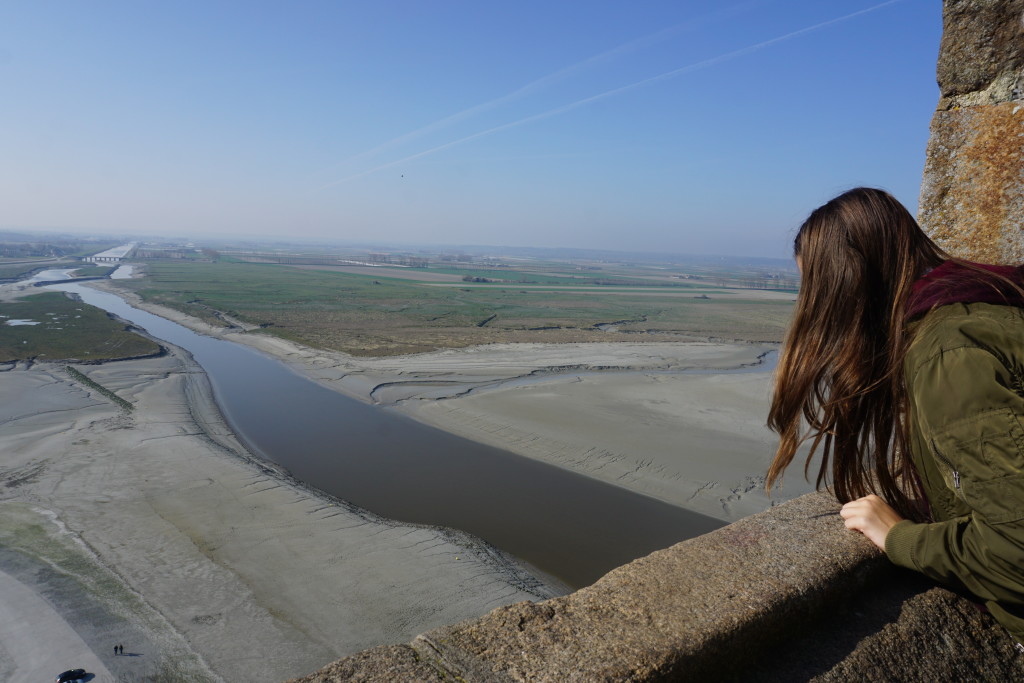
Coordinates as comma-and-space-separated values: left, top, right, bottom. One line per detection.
839, 494, 904, 550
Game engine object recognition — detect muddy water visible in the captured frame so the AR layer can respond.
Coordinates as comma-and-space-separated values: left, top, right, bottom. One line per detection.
49, 276, 727, 588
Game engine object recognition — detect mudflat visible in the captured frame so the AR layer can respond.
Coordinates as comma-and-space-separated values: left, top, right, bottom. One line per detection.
0, 276, 808, 681
0, 349, 557, 682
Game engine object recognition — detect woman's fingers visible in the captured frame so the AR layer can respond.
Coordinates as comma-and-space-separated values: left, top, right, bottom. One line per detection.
840, 495, 903, 550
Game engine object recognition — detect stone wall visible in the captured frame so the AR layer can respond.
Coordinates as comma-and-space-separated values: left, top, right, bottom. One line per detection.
289, 492, 1020, 682
918, 0, 1024, 263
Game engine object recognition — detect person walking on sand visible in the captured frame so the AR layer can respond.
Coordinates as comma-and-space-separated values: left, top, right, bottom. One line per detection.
767, 187, 1024, 650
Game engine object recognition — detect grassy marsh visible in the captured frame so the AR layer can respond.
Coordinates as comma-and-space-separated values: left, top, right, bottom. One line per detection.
0, 261, 57, 281
71, 264, 117, 278
0, 292, 161, 362
119, 259, 795, 356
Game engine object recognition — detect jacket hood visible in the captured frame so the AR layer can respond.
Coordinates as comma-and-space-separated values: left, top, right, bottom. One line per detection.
906, 260, 1024, 320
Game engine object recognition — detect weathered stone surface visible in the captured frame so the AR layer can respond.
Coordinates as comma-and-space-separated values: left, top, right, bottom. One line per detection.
755, 568, 1022, 682
285, 644, 444, 682
936, 0, 1024, 106
806, 584, 1022, 682
415, 492, 883, 682
919, 0, 1024, 264
918, 102, 1024, 263
293, 492, 1018, 681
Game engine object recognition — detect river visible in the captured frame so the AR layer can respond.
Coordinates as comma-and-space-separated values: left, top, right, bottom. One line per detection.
44, 270, 732, 588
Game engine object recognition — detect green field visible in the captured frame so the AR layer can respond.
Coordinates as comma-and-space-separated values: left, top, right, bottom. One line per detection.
0, 265, 41, 280
0, 292, 161, 362
118, 260, 794, 356
0, 261, 58, 281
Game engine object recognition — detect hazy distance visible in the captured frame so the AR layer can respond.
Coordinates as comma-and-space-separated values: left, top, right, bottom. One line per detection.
1, 1, 939, 259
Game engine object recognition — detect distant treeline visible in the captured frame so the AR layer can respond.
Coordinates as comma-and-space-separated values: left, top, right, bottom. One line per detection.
719, 275, 799, 290
0, 242, 84, 258
136, 248, 218, 261
365, 254, 430, 267
226, 253, 431, 268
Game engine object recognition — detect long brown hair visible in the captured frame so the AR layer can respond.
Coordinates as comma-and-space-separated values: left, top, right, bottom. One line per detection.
766, 188, 947, 517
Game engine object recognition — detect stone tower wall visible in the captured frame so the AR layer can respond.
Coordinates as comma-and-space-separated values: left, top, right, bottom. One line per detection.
918, 0, 1024, 263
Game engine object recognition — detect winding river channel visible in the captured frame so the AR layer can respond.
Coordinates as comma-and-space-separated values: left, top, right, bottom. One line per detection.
43, 269, 732, 588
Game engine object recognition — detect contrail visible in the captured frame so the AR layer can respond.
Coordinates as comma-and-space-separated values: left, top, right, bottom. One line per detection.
315, 0, 768, 175
318, 0, 905, 189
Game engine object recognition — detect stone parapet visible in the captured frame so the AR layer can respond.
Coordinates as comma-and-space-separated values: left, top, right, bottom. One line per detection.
289, 491, 1020, 681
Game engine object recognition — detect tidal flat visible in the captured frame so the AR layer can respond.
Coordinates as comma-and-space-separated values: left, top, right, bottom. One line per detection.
0, 262, 808, 681
95, 274, 812, 522
0, 349, 558, 681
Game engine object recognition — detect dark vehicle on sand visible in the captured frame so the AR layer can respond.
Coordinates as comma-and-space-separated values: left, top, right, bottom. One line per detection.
55, 669, 86, 682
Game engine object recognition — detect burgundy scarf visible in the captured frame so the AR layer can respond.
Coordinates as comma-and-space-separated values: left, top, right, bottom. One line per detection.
906, 260, 1024, 321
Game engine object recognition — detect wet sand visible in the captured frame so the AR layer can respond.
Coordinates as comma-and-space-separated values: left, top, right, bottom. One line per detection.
400, 367, 809, 521
0, 348, 557, 681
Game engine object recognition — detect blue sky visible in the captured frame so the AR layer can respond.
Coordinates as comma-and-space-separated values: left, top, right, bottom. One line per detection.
1, 1, 940, 257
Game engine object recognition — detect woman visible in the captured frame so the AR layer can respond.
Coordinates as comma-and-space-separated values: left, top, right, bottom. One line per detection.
766, 187, 1024, 647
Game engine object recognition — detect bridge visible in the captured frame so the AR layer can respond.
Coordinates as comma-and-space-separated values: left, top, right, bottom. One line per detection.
85, 243, 136, 263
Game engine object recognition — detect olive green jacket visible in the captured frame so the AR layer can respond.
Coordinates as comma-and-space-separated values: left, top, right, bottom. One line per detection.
886, 301, 1024, 642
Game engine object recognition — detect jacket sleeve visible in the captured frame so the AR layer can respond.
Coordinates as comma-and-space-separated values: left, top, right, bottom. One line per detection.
885, 341, 1024, 606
